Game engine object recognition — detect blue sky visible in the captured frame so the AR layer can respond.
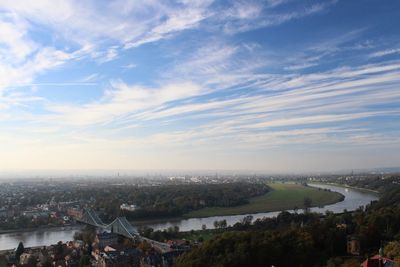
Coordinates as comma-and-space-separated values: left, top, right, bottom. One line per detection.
0, 0, 399, 173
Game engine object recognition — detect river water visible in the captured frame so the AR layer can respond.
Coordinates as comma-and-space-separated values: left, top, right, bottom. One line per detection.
0, 226, 81, 252
0, 183, 378, 251
139, 183, 379, 232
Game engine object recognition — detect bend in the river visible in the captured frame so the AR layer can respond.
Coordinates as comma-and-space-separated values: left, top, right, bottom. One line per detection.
0, 183, 379, 251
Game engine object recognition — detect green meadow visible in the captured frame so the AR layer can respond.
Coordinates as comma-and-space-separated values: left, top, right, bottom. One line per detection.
184, 183, 343, 218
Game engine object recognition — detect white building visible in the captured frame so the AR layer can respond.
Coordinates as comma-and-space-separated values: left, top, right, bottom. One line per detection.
120, 204, 137, 212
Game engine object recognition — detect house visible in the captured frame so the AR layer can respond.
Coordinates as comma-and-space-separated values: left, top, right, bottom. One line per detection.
19, 253, 33, 265
360, 255, 396, 267
22, 210, 49, 219
73, 240, 84, 249
64, 254, 78, 267
120, 203, 138, 212
96, 248, 141, 267
347, 235, 361, 255
67, 208, 83, 219
336, 223, 347, 230
19, 247, 51, 266
94, 232, 119, 248
166, 239, 190, 250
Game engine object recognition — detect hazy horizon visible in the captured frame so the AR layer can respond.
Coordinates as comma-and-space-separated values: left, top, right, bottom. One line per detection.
0, 165, 399, 179
0, 1, 399, 172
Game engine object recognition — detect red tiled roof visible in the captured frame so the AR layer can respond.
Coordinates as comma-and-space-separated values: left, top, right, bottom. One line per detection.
360, 255, 395, 267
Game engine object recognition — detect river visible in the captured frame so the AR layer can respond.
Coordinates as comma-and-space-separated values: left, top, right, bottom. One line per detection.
0, 226, 81, 252
0, 183, 378, 251
140, 183, 379, 232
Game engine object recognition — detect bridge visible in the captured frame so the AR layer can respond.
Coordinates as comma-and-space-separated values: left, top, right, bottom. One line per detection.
77, 209, 171, 253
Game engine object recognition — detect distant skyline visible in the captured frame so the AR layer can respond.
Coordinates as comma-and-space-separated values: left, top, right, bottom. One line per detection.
1, 166, 400, 179
0, 0, 399, 173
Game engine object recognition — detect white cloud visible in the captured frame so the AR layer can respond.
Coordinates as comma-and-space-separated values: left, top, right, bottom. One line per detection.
45, 80, 203, 126
21, 59, 398, 157
221, 0, 337, 34
370, 48, 400, 58
0, 47, 76, 95
0, 14, 37, 63
123, 63, 137, 69
284, 63, 318, 71
0, 0, 216, 62
95, 47, 119, 63
266, 0, 290, 8
124, 1, 213, 48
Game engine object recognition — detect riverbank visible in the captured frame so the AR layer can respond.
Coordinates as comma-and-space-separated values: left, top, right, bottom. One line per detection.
0, 224, 81, 235
309, 182, 380, 194
0, 226, 80, 251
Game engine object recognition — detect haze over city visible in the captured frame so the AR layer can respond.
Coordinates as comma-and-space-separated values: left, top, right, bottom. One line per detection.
0, 0, 399, 173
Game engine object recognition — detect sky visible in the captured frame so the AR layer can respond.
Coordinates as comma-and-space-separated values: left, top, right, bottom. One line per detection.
0, 0, 399, 173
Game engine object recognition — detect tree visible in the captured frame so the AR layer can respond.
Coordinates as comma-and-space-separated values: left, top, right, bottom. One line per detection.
174, 225, 180, 233
15, 241, 24, 261
220, 219, 227, 228
0, 255, 7, 266
293, 206, 299, 213
175, 229, 316, 267
142, 227, 154, 237
27, 255, 38, 266
384, 241, 400, 259
79, 255, 91, 267
303, 197, 312, 212
55, 241, 64, 256
326, 256, 343, 267
81, 226, 96, 244
213, 219, 227, 229
42, 260, 53, 267
87, 242, 93, 256
241, 215, 253, 226
138, 241, 152, 253
341, 258, 361, 267
73, 231, 83, 241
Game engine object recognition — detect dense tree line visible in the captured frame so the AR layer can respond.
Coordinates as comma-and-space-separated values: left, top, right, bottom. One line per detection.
94, 182, 270, 220
327, 175, 400, 192
176, 229, 317, 267
0, 214, 65, 230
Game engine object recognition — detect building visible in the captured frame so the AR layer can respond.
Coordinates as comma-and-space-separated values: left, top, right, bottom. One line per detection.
166, 239, 189, 250
19, 248, 51, 266
94, 232, 119, 249
347, 235, 361, 255
19, 253, 32, 265
67, 207, 83, 219
95, 248, 141, 267
360, 255, 396, 267
120, 203, 137, 212
22, 211, 49, 219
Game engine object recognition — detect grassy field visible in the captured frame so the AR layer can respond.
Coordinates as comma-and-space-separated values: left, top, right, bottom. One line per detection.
183, 183, 343, 218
